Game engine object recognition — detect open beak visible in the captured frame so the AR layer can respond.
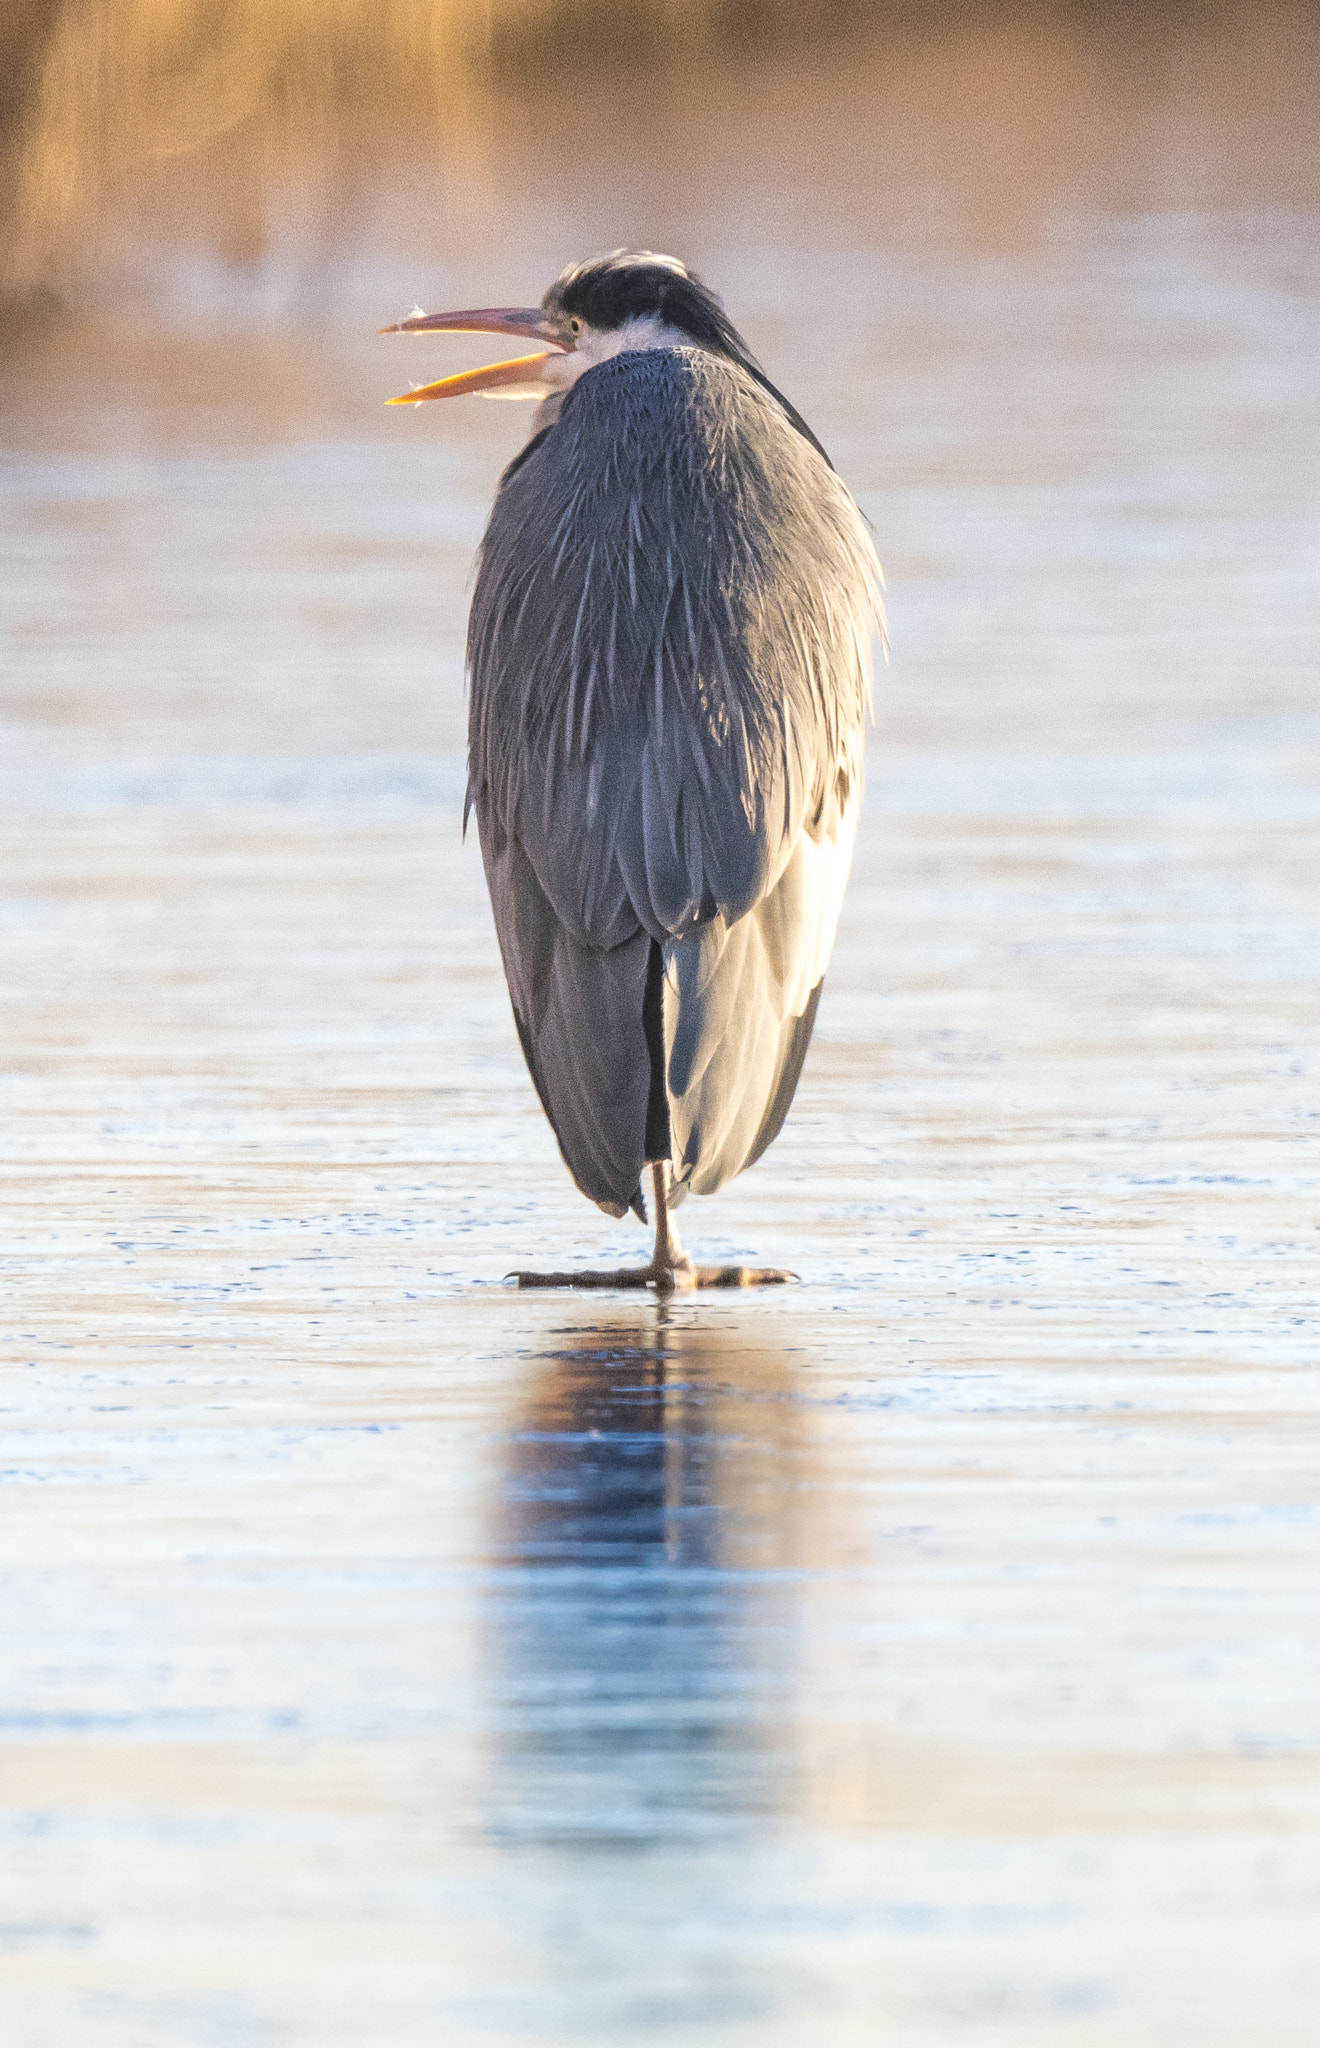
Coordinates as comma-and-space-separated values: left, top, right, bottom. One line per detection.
385, 354, 557, 405
381, 304, 571, 404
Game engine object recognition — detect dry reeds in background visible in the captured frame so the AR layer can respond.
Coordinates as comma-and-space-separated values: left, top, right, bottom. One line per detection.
2, 0, 466, 299
3, 1, 1312, 317
0, 0, 881, 306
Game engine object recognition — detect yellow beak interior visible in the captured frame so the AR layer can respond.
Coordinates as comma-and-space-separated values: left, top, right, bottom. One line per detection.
386, 352, 558, 406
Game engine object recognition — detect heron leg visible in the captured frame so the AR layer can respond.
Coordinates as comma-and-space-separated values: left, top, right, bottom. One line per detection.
651, 1160, 796, 1289
650, 1160, 691, 1280
509, 1160, 796, 1290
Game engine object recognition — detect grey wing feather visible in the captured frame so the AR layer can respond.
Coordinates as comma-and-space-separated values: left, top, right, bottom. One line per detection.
467, 346, 881, 1210
479, 809, 651, 1215
665, 764, 859, 1195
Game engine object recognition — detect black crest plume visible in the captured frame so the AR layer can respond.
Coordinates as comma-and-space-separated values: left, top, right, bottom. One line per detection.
543, 249, 834, 469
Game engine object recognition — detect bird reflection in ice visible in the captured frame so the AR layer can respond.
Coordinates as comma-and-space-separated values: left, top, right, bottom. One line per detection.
480, 1309, 812, 1847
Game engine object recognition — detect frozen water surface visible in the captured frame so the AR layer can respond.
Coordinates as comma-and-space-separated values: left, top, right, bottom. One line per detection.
1, 16, 1319, 2043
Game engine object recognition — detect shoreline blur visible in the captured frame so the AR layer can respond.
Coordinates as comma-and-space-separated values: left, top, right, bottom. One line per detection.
3, 2, 1318, 328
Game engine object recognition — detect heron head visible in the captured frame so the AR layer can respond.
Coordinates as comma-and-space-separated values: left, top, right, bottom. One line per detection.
541, 251, 744, 357
380, 249, 759, 408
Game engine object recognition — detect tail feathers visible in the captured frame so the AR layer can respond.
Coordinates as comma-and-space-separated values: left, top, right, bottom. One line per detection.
482, 814, 652, 1215
480, 793, 853, 1212
665, 919, 825, 1196
664, 804, 854, 1196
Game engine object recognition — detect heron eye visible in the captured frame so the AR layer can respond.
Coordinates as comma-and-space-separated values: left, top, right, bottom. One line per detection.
568, 317, 583, 336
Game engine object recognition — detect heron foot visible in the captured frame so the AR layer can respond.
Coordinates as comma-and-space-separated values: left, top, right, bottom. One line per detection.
507, 1261, 797, 1291
686, 1264, 798, 1287
506, 1165, 796, 1290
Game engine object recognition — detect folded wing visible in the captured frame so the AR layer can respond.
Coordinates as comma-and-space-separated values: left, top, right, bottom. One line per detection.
467, 346, 881, 1212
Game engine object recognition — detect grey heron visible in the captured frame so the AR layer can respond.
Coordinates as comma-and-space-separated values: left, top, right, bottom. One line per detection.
383, 251, 882, 1289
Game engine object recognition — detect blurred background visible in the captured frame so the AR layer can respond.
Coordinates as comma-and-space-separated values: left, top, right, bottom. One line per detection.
2, 6, 1318, 2046
2, 0, 1317, 765
3, 0, 1319, 312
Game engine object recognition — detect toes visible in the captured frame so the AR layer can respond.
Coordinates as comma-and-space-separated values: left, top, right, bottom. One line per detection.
690, 1265, 797, 1288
